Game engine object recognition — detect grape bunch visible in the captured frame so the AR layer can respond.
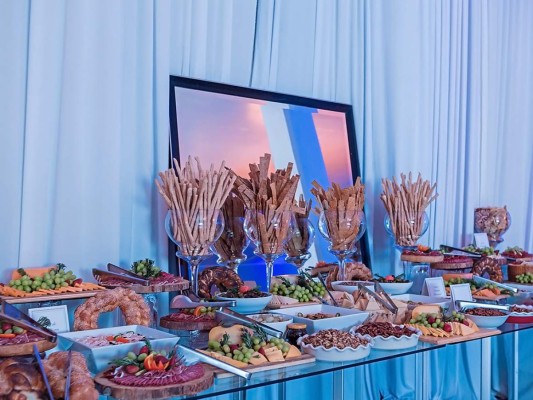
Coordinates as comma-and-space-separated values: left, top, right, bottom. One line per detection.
516, 273, 533, 284
270, 275, 326, 302
409, 313, 447, 330
8, 264, 79, 293
444, 278, 477, 291
131, 259, 161, 278
445, 311, 467, 323
207, 336, 291, 363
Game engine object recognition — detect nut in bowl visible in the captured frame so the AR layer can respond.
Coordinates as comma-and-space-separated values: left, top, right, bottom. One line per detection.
297, 329, 373, 362
215, 285, 272, 314
271, 304, 369, 333
463, 308, 509, 329
349, 322, 421, 350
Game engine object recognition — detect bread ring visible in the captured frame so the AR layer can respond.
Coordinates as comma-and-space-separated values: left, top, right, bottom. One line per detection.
73, 288, 150, 330
472, 256, 504, 283
325, 262, 372, 289
197, 267, 243, 299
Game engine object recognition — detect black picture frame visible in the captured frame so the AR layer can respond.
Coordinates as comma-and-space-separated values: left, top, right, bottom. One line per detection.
168, 76, 372, 279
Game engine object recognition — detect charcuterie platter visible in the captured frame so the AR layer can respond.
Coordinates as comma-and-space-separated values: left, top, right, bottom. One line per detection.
94, 261, 189, 293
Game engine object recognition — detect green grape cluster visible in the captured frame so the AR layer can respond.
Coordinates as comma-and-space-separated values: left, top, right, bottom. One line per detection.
8, 265, 77, 292
516, 273, 533, 284
270, 275, 326, 302
131, 259, 161, 278
409, 313, 446, 329
444, 278, 477, 291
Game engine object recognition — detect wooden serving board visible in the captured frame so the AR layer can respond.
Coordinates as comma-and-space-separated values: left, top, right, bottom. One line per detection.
214, 354, 315, 379
0, 339, 56, 357
418, 328, 500, 345
0, 290, 106, 304
267, 301, 321, 309
94, 365, 214, 399
102, 281, 189, 294
159, 317, 217, 331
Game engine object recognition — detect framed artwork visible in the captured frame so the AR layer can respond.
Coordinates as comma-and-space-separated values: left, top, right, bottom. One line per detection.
169, 76, 371, 285
28, 305, 70, 333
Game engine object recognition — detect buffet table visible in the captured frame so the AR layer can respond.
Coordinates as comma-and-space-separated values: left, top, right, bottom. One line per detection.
83, 322, 531, 400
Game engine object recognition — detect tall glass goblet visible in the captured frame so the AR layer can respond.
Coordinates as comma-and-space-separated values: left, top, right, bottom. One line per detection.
318, 210, 366, 281
213, 216, 249, 273
243, 209, 295, 291
164, 209, 224, 296
384, 211, 429, 251
284, 215, 315, 272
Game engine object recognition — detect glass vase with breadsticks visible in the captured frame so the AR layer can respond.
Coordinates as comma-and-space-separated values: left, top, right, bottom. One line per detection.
233, 153, 301, 291
284, 195, 315, 272
311, 179, 367, 281
213, 192, 249, 273
381, 173, 438, 250
156, 156, 236, 295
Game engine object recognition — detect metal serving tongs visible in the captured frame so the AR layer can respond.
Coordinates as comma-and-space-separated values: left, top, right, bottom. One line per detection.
170, 294, 236, 309
440, 244, 518, 262
215, 308, 283, 338
0, 301, 57, 342
473, 275, 519, 294
455, 300, 510, 313
92, 268, 149, 286
176, 343, 252, 380
316, 272, 339, 307
354, 282, 399, 315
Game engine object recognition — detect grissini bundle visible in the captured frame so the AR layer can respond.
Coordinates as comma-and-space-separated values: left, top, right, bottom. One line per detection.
380, 172, 438, 247
156, 156, 236, 255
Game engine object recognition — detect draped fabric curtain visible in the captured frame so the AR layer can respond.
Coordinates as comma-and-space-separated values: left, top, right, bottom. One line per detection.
2, 0, 533, 398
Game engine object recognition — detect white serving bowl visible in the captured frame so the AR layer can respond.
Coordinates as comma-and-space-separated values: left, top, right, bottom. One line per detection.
271, 304, 369, 333
378, 281, 413, 295
247, 313, 293, 335
298, 334, 373, 362
215, 293, 273, 314
349, 325, 421, 350
331, 281, 374, 294
465, 313, 509, 329
58, 325, 179, 373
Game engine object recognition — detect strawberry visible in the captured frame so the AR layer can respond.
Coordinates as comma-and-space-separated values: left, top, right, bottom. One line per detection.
443, 323, 452, 333
72, 278, 83, 285
258, 347, 267, 357
239, 285, 251, 294
139, 345, 150, 354
154, 355, 169, 365
385, 275, 395, 282
427, 316, 435, 324
229, 344, 240, 352
1, 323, 12, 331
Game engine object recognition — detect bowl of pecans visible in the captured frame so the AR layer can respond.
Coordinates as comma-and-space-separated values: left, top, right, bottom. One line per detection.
297, 329, 373, 361
463, 308, 509, 329
350, 322, 421, 350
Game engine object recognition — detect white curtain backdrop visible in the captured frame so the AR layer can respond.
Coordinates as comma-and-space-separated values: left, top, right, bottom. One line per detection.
2, 0, 533, 398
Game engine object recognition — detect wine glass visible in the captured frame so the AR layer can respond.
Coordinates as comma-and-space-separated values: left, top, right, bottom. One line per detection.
213, 216, 249, 273
384, 211, 429, 251
164, 209, 224, 296
318, 209, 366, 281
243, 209, 295, 291
284, 215, 315, 272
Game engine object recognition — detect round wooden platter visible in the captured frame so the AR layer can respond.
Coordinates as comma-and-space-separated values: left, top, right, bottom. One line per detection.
400, 254, 444, 263
0, 339, 56, 357
159, 316, 217, 331
94, 365, 214, 400
102, 281, 189, 294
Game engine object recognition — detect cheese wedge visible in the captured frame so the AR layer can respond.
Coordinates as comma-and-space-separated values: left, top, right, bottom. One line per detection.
411, 305, 442, 319
197, 350, 248, 368
248, 352, 268, 365
285, 345, 301, 359
263, 347, 285, 362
